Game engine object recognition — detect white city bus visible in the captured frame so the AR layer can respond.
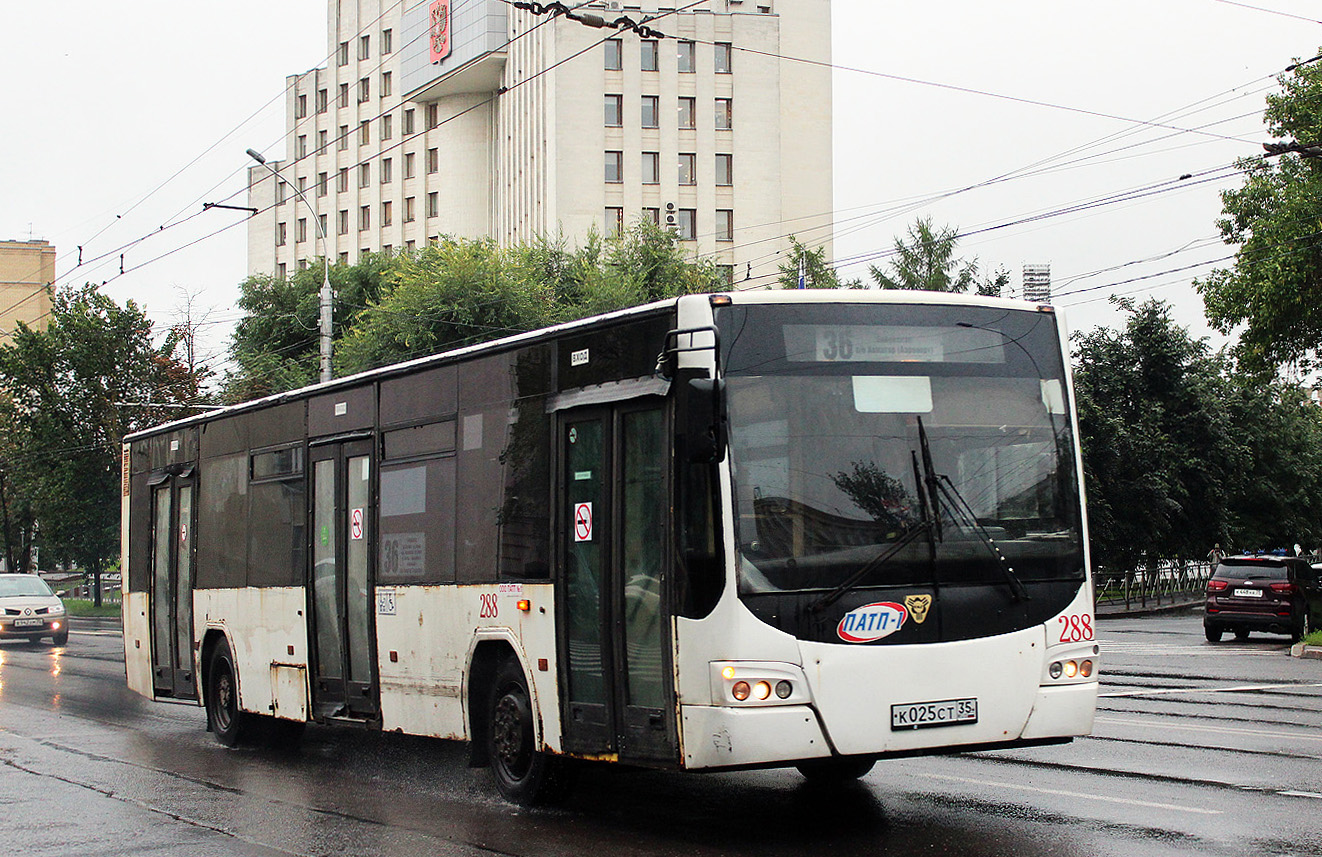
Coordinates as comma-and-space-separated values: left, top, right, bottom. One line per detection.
122, 290, 1097, 804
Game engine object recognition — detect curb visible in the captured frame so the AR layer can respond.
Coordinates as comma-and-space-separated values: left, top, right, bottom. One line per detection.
1095, 600, 1202, 619
1290, 643, 1322, 660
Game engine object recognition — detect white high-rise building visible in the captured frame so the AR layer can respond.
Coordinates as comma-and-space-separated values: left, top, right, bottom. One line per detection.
1022, 263, 1051, 303
247, 0, 833, 288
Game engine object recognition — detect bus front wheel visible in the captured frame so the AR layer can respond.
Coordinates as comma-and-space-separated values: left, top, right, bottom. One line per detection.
207, 639, 251, 747
487, 658, 575, 806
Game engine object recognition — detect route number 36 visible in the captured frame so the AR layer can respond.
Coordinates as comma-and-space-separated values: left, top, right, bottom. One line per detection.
1057, 613, 1094, 643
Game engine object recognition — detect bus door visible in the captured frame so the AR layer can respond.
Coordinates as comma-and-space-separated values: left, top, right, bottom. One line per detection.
558, 402, 677, 763
149, 469, 197, 700
309, 440, 379, 720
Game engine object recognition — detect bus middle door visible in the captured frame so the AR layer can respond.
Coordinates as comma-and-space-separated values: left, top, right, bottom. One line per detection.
149, 468, 197, 700
559, 402, 677, 764
309, 440, 379, 720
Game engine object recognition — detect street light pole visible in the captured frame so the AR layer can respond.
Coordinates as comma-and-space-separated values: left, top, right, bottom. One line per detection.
247, 147, 334, 384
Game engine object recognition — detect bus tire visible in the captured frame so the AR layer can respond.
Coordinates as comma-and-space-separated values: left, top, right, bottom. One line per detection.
795, 756, 876, 782
487, 658, 575, 806
51, 628, 68, 646
207, 639, 251, 747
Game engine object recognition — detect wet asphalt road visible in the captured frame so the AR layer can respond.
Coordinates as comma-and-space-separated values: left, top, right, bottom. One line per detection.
0, 611, 1319, 857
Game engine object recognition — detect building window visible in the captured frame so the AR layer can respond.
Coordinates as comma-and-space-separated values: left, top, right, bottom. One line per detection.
318, 130, 328, 152
677, 208, 696, 240
337, 168, 348, 193
319, 213, 327, 237
381, 158, 393, 184
677, 40, 695, 72
296, 135, 307, 158
404, 152, 415, 179
277, 262, 287, 280
427, 192, 439, 218
296, 218, 308, 243
678, 153, 696, 185
717, 209, 734, 241
358, 77, 370, 103
716, 98, 733, 130
427, 103, 439, 129
715, 42, 732, 73
641, 95, 659, 128
406, 239, 416, 252
716, 153, 733, 186
605, 94, 623, 127
318, 171, 328, 197
382, 113, 393, 141
605, 150, 623, 183
605, 207, 624, 238
337, 41, 349, 66
642, 151, 659, 184
382, 28, 393, 54
644, 207, 660, 225
298, 176, 306, 195
359, 164, 371, 188
339, 251, 349, 264
296, 94, 307, 118
359, 34, 370, 60
405, 196, 416, 222
338, 83, 349, 109
276, 221, 287, 246
382, 200, 393, 227
359, 205, 370, 231
317, 88, 328, 113
403, 108, 415, 134
338, 125, 349, 151
381, 71, 392, 97
717, 264, 734, 285
275, 181, 286, 205
427, 147, 439, 173
359, 121, 370, 145
678, 97, 696, 130
641, 39, 658, 71
605, 38, 622, 70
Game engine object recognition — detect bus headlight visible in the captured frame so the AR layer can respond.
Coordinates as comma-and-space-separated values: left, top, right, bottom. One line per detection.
711, 662, 811, 706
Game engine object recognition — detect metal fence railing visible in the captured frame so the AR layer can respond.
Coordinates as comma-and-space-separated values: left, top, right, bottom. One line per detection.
1094, 559, 1212, 612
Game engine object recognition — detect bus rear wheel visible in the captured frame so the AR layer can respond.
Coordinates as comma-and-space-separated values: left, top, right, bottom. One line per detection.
795, 756, 876, 782
487, 659, 574, 806
207, 639, 251, 747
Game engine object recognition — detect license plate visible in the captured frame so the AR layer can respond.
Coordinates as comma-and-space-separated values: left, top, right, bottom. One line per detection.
1233, 588, 1263, 598
891, 697, 978, 731
12, 618, 43, 628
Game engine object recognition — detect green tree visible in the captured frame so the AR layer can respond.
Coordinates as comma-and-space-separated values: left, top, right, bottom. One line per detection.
1196, 53, 1322, 371
0, 285, 203, 602
776, 236, 862, 289
870, 217, 1008, 296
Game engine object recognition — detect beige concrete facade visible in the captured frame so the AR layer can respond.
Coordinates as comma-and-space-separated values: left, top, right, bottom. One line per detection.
248, 0, 833, 289
0, 240, 54, 342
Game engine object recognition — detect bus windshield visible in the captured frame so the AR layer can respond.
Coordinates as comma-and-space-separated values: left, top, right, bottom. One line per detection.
717, 302, 1085, 596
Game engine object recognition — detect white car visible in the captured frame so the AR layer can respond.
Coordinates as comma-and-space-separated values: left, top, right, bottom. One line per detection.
0, 574, 68, 645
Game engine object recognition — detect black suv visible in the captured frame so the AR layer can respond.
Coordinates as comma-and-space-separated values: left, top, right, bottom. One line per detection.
1204, 555, 1321, 642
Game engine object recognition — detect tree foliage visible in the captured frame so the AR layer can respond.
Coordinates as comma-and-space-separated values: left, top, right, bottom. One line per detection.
775, 236, 862, 289
0, 285, 204, 592
1073, 298, 1322, 567
869, 217, 1008, 296
1196, 53, 1322, 371
227, 222, 725, 387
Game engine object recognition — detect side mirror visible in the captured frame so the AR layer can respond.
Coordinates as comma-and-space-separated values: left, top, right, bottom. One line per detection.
683, 377, 726, 464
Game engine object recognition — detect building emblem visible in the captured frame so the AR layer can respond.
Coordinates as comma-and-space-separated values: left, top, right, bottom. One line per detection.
430, 0, 452, 63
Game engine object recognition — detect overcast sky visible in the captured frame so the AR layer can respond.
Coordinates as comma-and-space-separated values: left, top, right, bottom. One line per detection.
2, 0, 1318, 368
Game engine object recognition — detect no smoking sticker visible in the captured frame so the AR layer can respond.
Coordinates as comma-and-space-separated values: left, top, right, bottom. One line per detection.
573, 502, 593, 542
350, 507, 364, 540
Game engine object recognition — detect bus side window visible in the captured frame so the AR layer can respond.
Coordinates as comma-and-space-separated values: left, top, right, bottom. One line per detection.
677, 459, 724, 619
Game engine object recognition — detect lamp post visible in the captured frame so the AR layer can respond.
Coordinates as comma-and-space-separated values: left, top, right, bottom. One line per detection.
247, 147, 333, 384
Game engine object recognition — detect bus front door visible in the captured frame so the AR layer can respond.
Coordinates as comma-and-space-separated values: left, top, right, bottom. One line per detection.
149, 471, 197, 700
559, 403, 677, 763
309, 440, 379, 720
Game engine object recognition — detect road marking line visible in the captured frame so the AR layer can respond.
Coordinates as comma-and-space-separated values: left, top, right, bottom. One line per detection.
1280, 791, 1322, 800
912, 772, 1223, 815
1096, 716, 1322, 743
1101, 682, 1322, 698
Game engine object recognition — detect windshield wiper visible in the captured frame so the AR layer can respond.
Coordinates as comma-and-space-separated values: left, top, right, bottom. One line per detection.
806, 519, 934, 615
916, 416, 1029, 603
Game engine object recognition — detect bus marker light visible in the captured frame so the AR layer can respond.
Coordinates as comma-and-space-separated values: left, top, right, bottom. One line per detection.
732, 681, 751, 701
754, 681, 772, 701
517, 599, 531, 612
1063, 660, 1078, 679
1080, 660, 1093, 678
389, 651, 398, 663
1049, 661, 1063, 679
538, 658, 549, 671
775, 680, 792, 699
722, 666, 737, 680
